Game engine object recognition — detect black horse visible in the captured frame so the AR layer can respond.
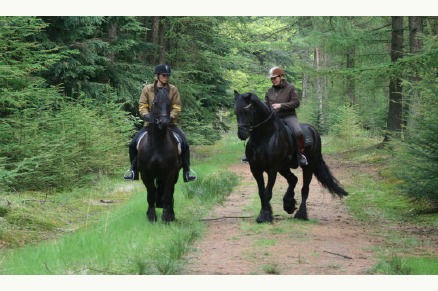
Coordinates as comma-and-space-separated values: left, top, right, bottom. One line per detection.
234, 90, 348, 223
137, 89, 182, 223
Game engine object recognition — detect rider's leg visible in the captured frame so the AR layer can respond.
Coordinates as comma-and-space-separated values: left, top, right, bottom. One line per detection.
170, 126, 197, 182
284, 116, 308, 167
123, 127, 147, 180
296, 132, 308, 166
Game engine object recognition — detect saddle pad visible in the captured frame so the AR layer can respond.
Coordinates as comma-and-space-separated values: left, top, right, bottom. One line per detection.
136, 131, 182, 155
283, 122, 314, 147
301, 125, 314, 147
136, 131, 148, 151
172, 132, 182, 155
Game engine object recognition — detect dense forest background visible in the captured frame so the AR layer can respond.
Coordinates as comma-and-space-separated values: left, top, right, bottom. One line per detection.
0, 16, 437, 205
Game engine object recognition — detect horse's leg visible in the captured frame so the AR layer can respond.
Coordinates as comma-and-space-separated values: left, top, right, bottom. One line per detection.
160, 176, 176, 223
255, 168, 277, 224
250, 167, 267, 223
143, 177, 157, 222
295, 167, 313, 220
279, 168, 298, 215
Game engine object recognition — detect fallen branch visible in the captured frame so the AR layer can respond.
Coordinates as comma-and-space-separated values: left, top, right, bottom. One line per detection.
323, 250, 352, 259
201, 214, 285, 221
201, 216, 253, 221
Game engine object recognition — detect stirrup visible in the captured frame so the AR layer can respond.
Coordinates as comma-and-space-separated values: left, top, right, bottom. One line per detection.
299, 154, 308, 167
123, 169, 138, 181
183, 169, 197, 182
241, 155, 249, 163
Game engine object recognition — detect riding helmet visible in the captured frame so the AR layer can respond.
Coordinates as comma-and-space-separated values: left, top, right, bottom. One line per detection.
154, 64, 172, 75
268, 66, 285, 78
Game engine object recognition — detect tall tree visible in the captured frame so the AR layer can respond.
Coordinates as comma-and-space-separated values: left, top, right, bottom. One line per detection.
314, 47, 324, 130
151, 16, 160, 64
406, 16, 424, 130
346, 48, 356, 105
386, 16, 404, 140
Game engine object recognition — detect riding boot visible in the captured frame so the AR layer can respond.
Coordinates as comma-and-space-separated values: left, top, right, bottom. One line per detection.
296, 133, 308, 167
124, 145, 139, 181
181, 147, 196, 182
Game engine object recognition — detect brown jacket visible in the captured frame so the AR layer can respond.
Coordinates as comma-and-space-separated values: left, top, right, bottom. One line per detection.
265, 81, 300, 118
138, 81, 182, 126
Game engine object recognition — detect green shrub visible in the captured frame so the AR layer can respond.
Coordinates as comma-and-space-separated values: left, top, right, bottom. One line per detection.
0, 100, 131, 192
389, 82, 438, 207
329, 105, 371, 152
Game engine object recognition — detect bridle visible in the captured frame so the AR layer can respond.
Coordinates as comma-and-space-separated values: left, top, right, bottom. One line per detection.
151, 92, 171, 125
237, 102, 275, 132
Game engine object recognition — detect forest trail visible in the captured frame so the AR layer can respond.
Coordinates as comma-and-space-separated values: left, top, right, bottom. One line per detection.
182, 157, 382, 275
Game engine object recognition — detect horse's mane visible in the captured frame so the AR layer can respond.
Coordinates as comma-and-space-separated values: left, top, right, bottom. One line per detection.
249, 93, 268, 110
153, 88, 170, 102
235, 92, 270, 115
248, 93, 283, 124
151, 89, 171, 114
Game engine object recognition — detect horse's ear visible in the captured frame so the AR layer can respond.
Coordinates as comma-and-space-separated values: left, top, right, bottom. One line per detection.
242, 92, 252, 101
234, 90, 239, 96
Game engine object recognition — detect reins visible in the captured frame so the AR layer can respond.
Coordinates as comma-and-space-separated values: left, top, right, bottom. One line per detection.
237, 102, 275, 132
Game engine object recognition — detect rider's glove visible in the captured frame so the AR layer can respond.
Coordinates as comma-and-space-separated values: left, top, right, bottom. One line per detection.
143, 114, 151, 122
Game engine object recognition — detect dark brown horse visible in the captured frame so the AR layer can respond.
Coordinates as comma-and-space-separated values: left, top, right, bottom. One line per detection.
234, 90, 348, 222
137, 89, 182, 223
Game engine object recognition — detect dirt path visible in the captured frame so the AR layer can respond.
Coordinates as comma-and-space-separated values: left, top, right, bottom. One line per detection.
182, 158, 381, 275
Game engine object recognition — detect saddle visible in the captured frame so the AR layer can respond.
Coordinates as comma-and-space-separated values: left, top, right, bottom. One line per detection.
283, 122, 313, 168
136, 130, 182, 155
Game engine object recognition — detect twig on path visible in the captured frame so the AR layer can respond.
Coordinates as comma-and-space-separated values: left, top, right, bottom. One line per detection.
323, 250, 352, 259
200, 216, 253, 221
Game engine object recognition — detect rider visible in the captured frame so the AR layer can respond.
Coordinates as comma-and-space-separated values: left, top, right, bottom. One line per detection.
241, 66, 308, 167
266, 66, 308, 166
123, 64, 197, 182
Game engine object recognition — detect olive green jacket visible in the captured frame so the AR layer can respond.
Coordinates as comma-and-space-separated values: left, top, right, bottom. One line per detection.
138, 81, 182, 126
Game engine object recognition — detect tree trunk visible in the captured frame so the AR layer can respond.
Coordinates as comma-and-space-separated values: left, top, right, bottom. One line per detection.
346, 49, 356, 105
151, 16, 160, 64
406, 16, 423, 131
386, 16, 404, 140
322, 51, 329, 133
315, 47, 324, 130
302, 71, 308, 100
301, 48, 309, 100
426, 16, 438, 36
107, 22, 117, 63
159, 20, 166, 64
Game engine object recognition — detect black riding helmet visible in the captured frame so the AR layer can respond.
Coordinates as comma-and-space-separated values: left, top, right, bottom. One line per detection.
154, 64, 171, 75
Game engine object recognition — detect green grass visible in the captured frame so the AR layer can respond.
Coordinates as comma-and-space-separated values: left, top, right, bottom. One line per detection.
322, 134, 438, 275
371, 256, 438, 275
1, 127, 437, 275
0, 130, 242, 275
261, 263, 280, 274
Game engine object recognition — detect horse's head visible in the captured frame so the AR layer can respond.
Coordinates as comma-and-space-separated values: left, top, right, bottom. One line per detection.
234, 90, 253, 140
234, 90, 274, 140
150, 89, 171, 130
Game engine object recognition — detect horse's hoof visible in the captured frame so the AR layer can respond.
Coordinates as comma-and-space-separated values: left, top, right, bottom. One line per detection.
283, 205, 297, 214
294, 212, 308, 221
162, 210, 175, 223
147, 215, 157, 222
146, 209, 157, 222
256, 215, 273, 224
256, 218, 273, 224
283, 196, 297, 214
162, 216, 175, 223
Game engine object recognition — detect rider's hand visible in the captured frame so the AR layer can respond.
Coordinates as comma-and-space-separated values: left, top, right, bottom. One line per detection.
143, 114, 151, 122
271, 103, 281, 110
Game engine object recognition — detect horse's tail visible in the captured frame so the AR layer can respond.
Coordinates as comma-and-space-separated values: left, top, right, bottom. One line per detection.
314, 155, 348, 198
